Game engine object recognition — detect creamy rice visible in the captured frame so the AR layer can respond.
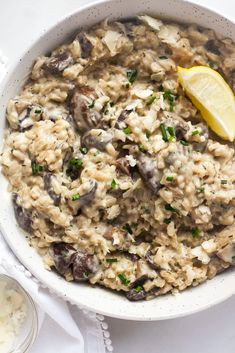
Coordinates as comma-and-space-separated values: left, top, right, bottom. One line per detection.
2, 15, 235, 301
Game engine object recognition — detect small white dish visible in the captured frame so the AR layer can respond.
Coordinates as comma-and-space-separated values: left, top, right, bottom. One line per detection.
0, 274, 38, 353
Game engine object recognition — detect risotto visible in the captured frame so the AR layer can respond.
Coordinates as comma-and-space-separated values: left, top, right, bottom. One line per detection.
2, 15, 235, 301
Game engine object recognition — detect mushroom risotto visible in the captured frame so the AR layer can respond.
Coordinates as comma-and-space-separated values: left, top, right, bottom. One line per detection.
2, 15, 235, 301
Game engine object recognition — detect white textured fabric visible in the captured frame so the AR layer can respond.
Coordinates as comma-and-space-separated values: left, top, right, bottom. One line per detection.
0, 233, 113, 353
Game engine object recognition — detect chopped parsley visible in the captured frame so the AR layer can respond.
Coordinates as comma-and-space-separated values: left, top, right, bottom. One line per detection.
192, 227, 200, 238
221, 179, 228, 185
166, 176, 174, 182
88, 99, 95, 108
163, 218, 171, 225
72, 193, 80, 201
66, 158, 83, 180
146, 130, 151, 139
138, 144, 147, 152
165, 203, 179, 214
232, 256, 235, 262
159, 55, 168, 59
146, 95, 157, 105
123, 127, 132, 135
118, 273, 130, 286
163, 90, 175, 102
167, 126, 175, 137
196, 187, 205, 193
34, 108, 42, 114
192, 130, 200, 136
134, 285, 143, 293
160, 123, 168, 142
31, 162, 43, 175
126, 69, 138, 84
106, 258, 118, 263
111, 179, 117, 189
169, 102, 174, 112
123, 223, 133, 234
80, 147, 87, 155
180, 140, 189, 146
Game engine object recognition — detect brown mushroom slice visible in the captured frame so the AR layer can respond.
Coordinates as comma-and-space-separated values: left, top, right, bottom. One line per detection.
44, 174, 61, 206
53, 243, 76, 276
43, 52, 74, 75
217, 241, 235, 265
12, 194, 32, 233
70, 89, 101, 132
136, 153, 162, 194
76, 32, 93, 59
115, 157, 131, 176
126, 288, 147, 301
72, 251, 99, 281
82, 129, 112, 151
204, 39, 221, 55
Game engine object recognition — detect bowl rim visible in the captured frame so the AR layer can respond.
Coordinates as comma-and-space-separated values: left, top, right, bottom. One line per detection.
0, 0, 235, 321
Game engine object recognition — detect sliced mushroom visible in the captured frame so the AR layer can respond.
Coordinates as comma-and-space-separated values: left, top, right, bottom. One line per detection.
126, 287, 147, 301
115, 157, 131, 176
44, 174, 61, 206
82, 129, 112, 151
145, 250, 159, 271
43, 52, 73, 75
79, 180, 98, 207
217, 241, 235, 265
136, 153, 162, 194
70, 89, 101, 132
72, 250, 99, 280
115, 109, 131, 129
204, 39, 221, 55
52, 242, 76, 275
174, 125, 188, 140
76, 32, 93, 59
13, 194, 32, 232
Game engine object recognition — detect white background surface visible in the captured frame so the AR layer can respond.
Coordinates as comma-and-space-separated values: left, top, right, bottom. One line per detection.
0, 0, 235, 352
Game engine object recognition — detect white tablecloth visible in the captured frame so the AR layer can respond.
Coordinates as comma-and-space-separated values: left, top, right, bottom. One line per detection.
0, 1, 235, 352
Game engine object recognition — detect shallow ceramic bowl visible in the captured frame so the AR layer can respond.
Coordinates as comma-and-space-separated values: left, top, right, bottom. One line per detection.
0, 0, 235, 321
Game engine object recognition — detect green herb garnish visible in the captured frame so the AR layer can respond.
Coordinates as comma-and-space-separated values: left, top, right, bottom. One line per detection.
118, 273, 130, 286
159, 55, 168, 59
192, 227, 200, 238
106, 258, 118, 263
72, 193, 80, 201
123, 127, 132, 135
88, 99, 95, 108
66, 158, 83, 179
146, 95, 157, 105
146, 130, 151, 139
232, 256, 235, 262
80, 147, 87, 155
169, 102, 174, 112
165, 204, 179, 214
160, 123, 168, 142
167, 127, 175, 137
138, 144, 147, 152
134, 285, 143, 293
163, 218, 171, 224
31, 162, 43, 175
180, 140, 189, 146
196, 187, 205, 193
123, 223, 133, 234
192, 130, 200, 136
127, 69, 138, 84
163, 90, 175, 102
34, 108, 42, 114
221, 179, 228, 185
111, 179, 117, 189
166, 176, 174, 182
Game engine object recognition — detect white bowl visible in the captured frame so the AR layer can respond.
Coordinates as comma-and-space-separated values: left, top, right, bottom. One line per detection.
0, 0, 235, 321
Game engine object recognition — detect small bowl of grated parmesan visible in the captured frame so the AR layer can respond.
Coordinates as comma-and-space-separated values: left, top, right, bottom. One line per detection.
0, 274, 38, 353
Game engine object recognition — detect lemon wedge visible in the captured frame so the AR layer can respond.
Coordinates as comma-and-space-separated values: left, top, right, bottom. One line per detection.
177, 66, 235, 141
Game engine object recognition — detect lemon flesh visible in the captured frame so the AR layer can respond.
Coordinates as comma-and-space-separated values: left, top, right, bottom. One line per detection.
178, 66, 235, 141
